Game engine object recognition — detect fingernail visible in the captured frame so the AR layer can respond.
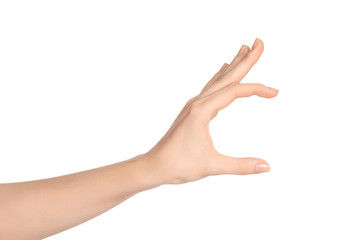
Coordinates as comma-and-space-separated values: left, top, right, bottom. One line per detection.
238, 45, 245, 55
251, 38, 259, 50
220, 63, 228, 71
268, 87, 279, 92
255, 163, 270, 174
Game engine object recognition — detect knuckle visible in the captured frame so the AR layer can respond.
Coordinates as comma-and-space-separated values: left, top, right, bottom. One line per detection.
186, 96, 197, 106
185, 95, 201, 108
188, 99, 204, 115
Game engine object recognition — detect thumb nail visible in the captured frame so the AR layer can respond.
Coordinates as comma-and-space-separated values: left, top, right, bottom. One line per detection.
268, 87, 279, 92
255, 163, 270, 174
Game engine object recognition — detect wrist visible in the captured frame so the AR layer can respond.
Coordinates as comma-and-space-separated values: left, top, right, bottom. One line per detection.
133, 151, 191, 186
128, 153, 166, 189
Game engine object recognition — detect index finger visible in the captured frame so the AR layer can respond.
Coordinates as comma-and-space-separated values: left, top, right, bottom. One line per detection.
202, 83, 278, 119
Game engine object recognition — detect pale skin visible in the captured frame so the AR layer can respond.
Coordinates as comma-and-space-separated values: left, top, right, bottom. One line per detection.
0, 38, 278, 239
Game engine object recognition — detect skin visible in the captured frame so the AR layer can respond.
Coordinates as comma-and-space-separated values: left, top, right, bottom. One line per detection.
0, 38, 278, 239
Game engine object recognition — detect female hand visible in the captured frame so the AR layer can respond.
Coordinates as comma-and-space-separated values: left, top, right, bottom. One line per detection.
142, 38, 279, 185
0, 38, 278, 239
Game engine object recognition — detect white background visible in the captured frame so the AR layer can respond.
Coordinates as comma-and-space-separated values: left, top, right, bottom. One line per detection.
1, 0, 361, 239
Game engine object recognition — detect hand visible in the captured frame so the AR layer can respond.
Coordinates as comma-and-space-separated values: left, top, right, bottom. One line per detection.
142, 38, 279, 184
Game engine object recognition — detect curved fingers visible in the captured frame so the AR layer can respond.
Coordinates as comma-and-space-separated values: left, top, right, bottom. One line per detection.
200, 39, 265, 97
219, 39, 265, 86
202, 83, 279, 118
221, 44, 251, 77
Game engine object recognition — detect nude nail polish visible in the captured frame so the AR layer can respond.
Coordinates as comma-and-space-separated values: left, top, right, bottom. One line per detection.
220, 63, 228, 71
255, 163, 270, 173
251, 38, 259, 50
238, 45, 245, 55
268, 87, 279, 92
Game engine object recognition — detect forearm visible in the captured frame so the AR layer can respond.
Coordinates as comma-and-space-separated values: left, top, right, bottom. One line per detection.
0, 154, 162, 240
0, 38, 275, 239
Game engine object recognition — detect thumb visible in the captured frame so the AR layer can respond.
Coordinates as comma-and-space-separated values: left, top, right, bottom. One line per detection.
210, 153, 270, 175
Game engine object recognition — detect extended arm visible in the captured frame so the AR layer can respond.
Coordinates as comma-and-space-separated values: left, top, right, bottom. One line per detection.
0, 38, 278, 239
0, 154, 161, 239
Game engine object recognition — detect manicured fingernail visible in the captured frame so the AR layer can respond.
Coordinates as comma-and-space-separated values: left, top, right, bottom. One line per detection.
268, 87, 279, 92
220, 63, 228, 71
251, 38, 259, 50
238, 45, 245, 55
255, 163, 270, 173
